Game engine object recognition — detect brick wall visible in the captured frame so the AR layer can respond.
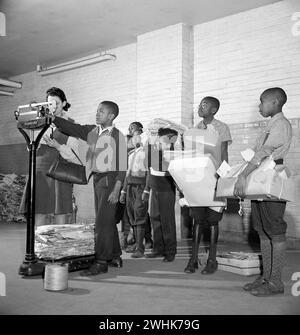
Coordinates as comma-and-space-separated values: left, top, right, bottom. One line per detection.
193, 0, 300, 125
222, 118, 300, 244
193, 0, 300, 243
136, 23, 188, 125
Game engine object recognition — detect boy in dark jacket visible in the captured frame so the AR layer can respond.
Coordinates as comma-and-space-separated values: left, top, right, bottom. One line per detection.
143, 128, 178, 262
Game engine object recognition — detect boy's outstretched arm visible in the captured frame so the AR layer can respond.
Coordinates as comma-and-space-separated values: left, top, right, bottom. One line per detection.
53, 116, 95, 142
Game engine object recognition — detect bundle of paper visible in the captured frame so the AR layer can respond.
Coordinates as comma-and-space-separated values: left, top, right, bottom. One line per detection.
0, 173, 27, 223
145, 118, 188, 135
216, 252, 262, 276
142, 118, 187, 150
168, 154, 226, 207
216, 158, 295, 202
35, 224, 95, 260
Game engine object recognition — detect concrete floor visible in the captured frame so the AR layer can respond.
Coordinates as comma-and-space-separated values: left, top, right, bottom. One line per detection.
0, 223, 299, 315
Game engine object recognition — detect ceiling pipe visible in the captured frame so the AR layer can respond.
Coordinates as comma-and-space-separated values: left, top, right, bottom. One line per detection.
0, 90, 14, 96
0, 78, 22, 89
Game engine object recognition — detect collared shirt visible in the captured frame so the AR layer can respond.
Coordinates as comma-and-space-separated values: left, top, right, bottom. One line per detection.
127, 146, 147, 177
250, 112, 292, 166
98, 125, 114, 136
196, 118, 232, 144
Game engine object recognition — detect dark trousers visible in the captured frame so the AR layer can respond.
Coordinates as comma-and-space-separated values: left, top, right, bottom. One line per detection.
144, 214, 152, 242
93, 174, 121, 261
127, 184, 148, 252
251, 200, 287, 238
149, 189, 177, 256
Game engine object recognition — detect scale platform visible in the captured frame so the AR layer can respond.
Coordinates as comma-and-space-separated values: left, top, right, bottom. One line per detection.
39, 255, 96, 272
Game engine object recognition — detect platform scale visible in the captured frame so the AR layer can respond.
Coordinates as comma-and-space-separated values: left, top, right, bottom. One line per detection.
15, 103, 94, 277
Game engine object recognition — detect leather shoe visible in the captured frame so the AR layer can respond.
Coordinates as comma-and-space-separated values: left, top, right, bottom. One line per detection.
184, 258, 199, 273
163, 255, 175, 262
80, 262, 108, 276
250, 280, 284, 297
131, 250, 144, 258
145, 240, 153, 249
201, 259, 218, 274
108, 257, 123, 268
125, 244, 136, 253
243, 276, 265, 291
145, 252, 164, 258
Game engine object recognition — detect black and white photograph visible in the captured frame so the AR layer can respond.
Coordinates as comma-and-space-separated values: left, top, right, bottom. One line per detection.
0, 0, 300, 321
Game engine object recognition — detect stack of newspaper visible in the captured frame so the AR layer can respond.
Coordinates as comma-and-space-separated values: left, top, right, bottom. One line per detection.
35, 224, 95, 260
0, 173, 26, 223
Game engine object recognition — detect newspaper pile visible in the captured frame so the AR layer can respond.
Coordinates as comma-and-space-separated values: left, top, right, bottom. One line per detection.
35, 224, 95, 260
217, 252, 261, 260
142, 118, 188, 149
145, 118, 188, 135
0, 173, 27, 223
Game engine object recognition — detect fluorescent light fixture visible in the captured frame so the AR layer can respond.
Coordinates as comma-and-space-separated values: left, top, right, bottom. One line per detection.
0, 78, 22, 89
37, 52, 116, 76
0, 90, 14, 96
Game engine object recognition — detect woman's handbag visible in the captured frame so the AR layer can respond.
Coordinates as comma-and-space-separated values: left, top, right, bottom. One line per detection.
47, 149, 88, 185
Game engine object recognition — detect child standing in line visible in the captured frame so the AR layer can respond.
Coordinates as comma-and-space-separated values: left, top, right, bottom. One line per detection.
184, 96, 232, 274
120, 128, 149, 258
143, 128, 178, 262
234, 87, 292, 296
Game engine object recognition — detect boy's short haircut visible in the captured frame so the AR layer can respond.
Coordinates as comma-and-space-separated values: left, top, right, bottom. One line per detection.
133, 128, 143, 136
131, 121, 143, 130
101, 101, 119, 119
262, 87, 287, 107
203, 96, 220, 111
158, 127, 178, 138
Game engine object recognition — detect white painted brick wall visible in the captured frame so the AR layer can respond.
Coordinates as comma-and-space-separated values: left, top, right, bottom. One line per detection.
136, 23, 186, 126
193, 1, 300, 125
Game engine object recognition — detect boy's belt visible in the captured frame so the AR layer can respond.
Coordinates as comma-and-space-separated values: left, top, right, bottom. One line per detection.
150, 168, 167, 177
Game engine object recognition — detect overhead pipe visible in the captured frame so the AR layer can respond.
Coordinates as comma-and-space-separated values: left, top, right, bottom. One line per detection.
0, 78, 22, 89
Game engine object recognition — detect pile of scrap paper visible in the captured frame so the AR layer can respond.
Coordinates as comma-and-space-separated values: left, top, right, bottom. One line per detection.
216, 251, 262, 276
0, 173, 26, 223
142, 118, 188, 149
35, 224, 95, 260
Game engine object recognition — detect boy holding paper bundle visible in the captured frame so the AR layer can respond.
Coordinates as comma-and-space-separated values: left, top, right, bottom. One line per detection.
184, 96, 232, 274
143, 128, 178, 262
234, 87, 292, 296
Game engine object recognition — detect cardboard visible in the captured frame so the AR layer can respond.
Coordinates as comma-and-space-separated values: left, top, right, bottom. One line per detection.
168, 154, 226, 207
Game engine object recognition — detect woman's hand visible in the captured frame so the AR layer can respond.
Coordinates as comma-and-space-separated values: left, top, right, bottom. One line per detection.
108, 181, 122, 204
43, 135, 61, 150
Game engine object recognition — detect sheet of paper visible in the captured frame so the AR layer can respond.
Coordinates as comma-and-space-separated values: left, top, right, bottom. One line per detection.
260, 158, 276, 171
216, 160, 231, 178
241, 148, 255, 162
